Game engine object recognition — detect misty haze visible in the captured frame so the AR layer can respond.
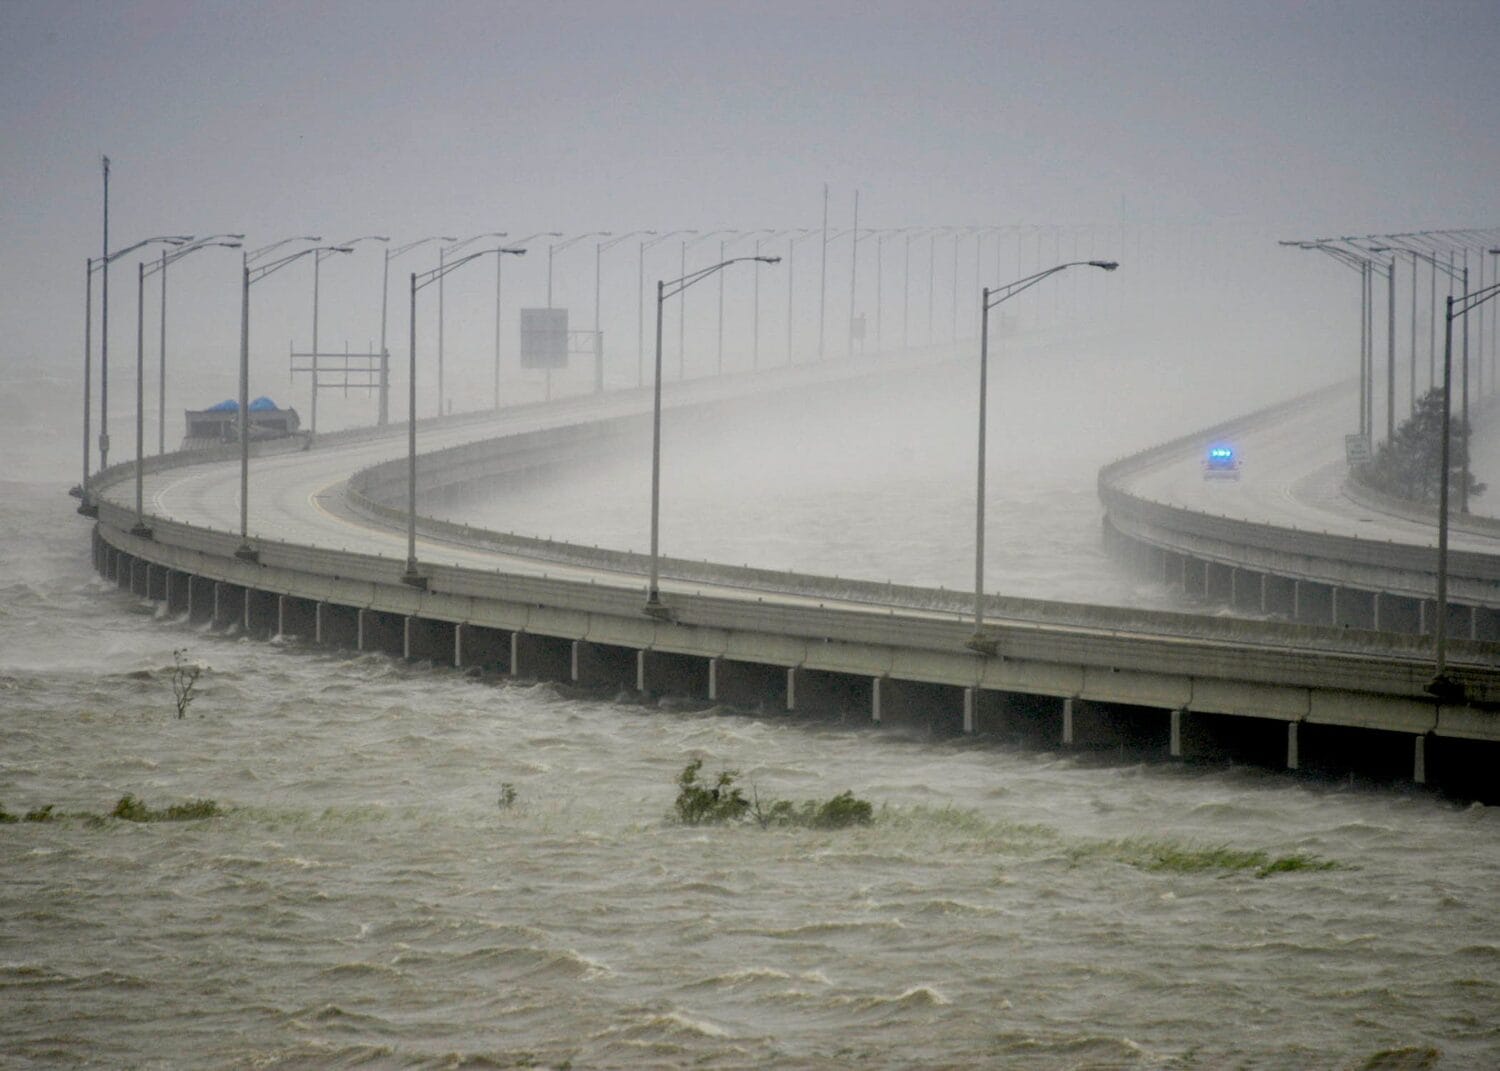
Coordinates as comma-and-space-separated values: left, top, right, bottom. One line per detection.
3, 4, 1499, 1069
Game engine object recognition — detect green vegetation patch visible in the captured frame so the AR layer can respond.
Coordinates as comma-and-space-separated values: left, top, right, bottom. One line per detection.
110, 795, 223, 823
673, 760, 873, 830
1078, 837, 1342, 879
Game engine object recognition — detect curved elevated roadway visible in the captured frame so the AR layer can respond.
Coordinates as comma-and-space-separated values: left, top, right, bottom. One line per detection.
85, 358, 1500, 796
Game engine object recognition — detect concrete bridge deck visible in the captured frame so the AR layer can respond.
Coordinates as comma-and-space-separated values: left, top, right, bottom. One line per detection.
83, 356, 1500, 800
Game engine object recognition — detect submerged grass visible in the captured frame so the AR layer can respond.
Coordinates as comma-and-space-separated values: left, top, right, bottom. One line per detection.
110, 795, 222, 822
1076, 837, 1343, 879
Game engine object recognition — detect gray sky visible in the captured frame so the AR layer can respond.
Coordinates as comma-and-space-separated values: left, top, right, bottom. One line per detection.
2, 1, 1496, 397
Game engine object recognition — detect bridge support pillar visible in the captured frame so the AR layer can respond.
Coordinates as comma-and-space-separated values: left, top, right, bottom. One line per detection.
244, 589, 278, 639
637, 649, 709, 699
1062, 697, 1074, 745
165, 570, 190, 616
1413, 734, 1427, 785
1068, 699, 1171, 754
456, 623, 511, 674
786, 668, 871, 720
188, 575, 214, 624
213, 582, 245, 631
512, 632, 571, 681
277, 595, 317, 641
405, 617, 455, 664
1286, 722, 1299, 771
317, 602, 359, 648
872, 678, 963, 735
572, 640, 635, 690
968, 690, 1064, 745
129, 557, 147, 597
710, 658, 788, 710
357, 608, 404, 657
1170, 708, 1183, 757
146, 563, 167, 601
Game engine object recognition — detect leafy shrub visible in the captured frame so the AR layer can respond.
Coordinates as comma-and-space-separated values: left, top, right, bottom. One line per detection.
674, 759, 750, 825
673, 762, 873, 830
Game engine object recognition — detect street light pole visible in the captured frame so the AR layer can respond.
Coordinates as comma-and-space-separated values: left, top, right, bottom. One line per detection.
646, 255, 781, 614
143, 236, 243, 456
310, 236, 388, 437
678, 230, 731, 379
596, 231, 652, 392
968, 259, 1118, 652
638, 231, 694, 388
78, 234, 192, 512
380, 236, 457, 425
236, 244, 353, 562
1429, 273, 1500, 700
439, 232, 508, 417
784, 229, 817, 366
402, 245, 527, 586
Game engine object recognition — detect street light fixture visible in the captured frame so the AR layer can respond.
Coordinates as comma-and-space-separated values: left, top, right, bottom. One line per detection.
439, 232, 508, 416
639, 231, 695, 387
645, 255, 781, 616
143, 236, 244, 456
310, 236, 388, 437
493, 233, 560, 407
78, 233, 193, 514
402, 245, 528, 588
718, 230, 773, 373
678, 230, 733, 379
130, 238, 242, 536
235, 244, 353, 563
380, 236, 458, 425
595, 231, 655, 392
968, 259, 1119, 653
1427, 272, 1500, 702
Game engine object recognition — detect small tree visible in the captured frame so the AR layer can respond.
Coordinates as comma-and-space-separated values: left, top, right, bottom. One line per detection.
171, 648, 201, 719
1357, 388, 1485, 505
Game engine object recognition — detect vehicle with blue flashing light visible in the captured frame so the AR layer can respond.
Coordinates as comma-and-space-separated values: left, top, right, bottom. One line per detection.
1202, 444, 1241, 479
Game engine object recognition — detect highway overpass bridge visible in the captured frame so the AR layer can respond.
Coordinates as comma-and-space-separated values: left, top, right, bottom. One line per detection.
82, 353, 1500, 801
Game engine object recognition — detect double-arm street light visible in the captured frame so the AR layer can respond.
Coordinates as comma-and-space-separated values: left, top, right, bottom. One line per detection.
678, 230, 733, 378
131, 238, 243, 537
1428, 267, 1500, 701
310, 236, 389, 436
78, 233, 192, 512
639, 231, 695, 387
595, 231, 655, 392
548, 231, 611, 307
144, 235, 244, 456
439, 232, 508, 416
1281, 238, 1393, 445
236, 243, 352, 562
645, 255, 781, 615
719, 230, 773, 373
497, 233, 561, 405
752, 230, 795, 368
968, 259, 1119, 653
380, 236, 458, 425
402, 245, 527, 588
873, 228, 917, 354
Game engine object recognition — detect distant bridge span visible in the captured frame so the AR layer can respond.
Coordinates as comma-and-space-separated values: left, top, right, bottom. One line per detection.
84, 355, 1500, 799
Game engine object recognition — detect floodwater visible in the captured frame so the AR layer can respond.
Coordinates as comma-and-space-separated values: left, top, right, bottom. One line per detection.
3, 354, 1499, 1070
